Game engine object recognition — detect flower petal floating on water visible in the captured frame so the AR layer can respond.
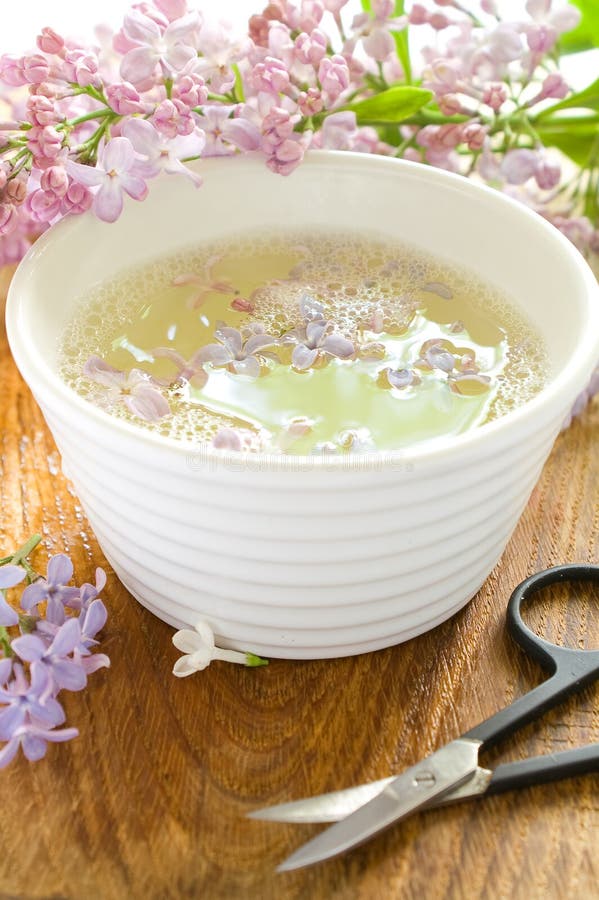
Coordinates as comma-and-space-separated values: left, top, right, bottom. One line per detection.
421, 282, 453, 300
212, 428, 243, 450
449, 373, 492, 395
198, 324, 278, 377
83, 355, 171, 421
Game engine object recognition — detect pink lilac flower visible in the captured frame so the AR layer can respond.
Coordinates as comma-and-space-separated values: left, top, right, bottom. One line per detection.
352, 1, 408, 63
533, 72, 569, 103
83, 355, 171, 421
171, 70, 208, 108
153, 98, 195, 137
119, 9, 200, 86
150, 347, 208, 387
172, 257, 236, 307
196, 106, 260, 156
314, 110, 358, 150
265, 136, 307, 175
198, 324, 279, 377
212, 428, 243, 450
63, 50, 102, 89
61, 180, 93, 215
106, 81, 146, 115
501, 148, 540, 185
27, 125, 63, 168
195, 21, 249, 93
318, 54, 350, 102
12, 618, 88, 692
526, 0, 581, 35
252, 56, 291, 94
294, 29, 328, 66
66, 136, 148, 222
37, 27, 65, 55
20, 553, 81, 625
0, 565, 26, 626
122, 117, 206, 183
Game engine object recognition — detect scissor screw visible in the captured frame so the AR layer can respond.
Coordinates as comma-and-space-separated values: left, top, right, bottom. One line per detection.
413, 771, 436, 788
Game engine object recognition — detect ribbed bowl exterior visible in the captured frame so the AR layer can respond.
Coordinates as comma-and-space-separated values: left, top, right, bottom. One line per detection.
41, 394, 563, 658
7, 153, 599, 658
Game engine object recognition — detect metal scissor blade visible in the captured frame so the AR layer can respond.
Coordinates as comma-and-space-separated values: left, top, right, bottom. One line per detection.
248, 766, 492, 824
276, 738, 481, 872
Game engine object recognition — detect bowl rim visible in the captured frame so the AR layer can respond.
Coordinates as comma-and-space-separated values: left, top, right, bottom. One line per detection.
6, 150, 599, 472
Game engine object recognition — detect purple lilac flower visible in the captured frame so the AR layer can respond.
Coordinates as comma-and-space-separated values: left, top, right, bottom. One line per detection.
280, 294, 355, 370
0, 564, 25, 626
198, 325, 279, 378
83, 355, 171, 422
0, 662, 66, 739
12, 618, 88, 692
0, 721, 79, 768
20, 553, 80, 625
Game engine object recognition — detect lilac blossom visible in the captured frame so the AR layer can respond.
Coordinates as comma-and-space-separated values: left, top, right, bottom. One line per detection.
0, 538, 109, 768
150, 346, 209, 388
66, 137, 148, 222
172, 256, 236, 307
83, 355, 171, 421
198, 324, 279, 378
122, 117, 205, 184
0, 721, 79, 768
172, 620, 267, 675
0, 565, 26, 626
20, 553, 80, 624
119, 9, 201, 86
212, 427, 243, 450
284, 296, 355, 370
12, 618, 88, 692
0, 663, 66, 738
196, 106, 261, 157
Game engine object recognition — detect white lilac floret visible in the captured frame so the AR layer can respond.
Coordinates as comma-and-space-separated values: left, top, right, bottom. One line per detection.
172, 620, 268, 675
0, 536, 109, 768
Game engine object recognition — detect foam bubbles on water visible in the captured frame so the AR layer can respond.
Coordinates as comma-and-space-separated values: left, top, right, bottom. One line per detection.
59, 230, 547, 448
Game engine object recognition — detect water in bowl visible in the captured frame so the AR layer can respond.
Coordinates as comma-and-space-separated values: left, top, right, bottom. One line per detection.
59, 230, 546, 454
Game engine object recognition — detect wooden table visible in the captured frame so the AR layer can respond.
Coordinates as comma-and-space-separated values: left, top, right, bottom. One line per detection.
1, 267, 597, 900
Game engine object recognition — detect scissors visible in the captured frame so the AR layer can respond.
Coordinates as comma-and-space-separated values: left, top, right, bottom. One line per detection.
248, 564, 599, 872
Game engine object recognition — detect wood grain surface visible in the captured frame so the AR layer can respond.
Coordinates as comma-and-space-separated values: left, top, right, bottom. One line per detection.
0, 266, 597, 900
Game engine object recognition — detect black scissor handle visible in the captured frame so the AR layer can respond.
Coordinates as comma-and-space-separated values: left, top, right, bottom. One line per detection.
465, 565, 599, 751
507, 564, 599, 674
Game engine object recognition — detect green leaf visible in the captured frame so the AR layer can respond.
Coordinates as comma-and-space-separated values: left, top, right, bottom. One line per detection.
360, 0, 372, 10
393, 1, 412, 85
346, 86, 433, 124
537, 78, 599, 117
537, 120, 599, 166
559, 0, 599, 54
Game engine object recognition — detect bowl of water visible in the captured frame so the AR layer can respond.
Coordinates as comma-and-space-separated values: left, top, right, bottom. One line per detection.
6, 152, 599, 658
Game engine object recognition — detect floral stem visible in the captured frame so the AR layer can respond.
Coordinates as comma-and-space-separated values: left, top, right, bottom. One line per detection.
0, 626, 13, 657
8, 534, 42, 567
213, 647, 269, 666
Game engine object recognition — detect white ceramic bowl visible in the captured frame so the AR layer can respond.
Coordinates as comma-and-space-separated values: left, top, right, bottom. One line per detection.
6, 152, 599, 658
